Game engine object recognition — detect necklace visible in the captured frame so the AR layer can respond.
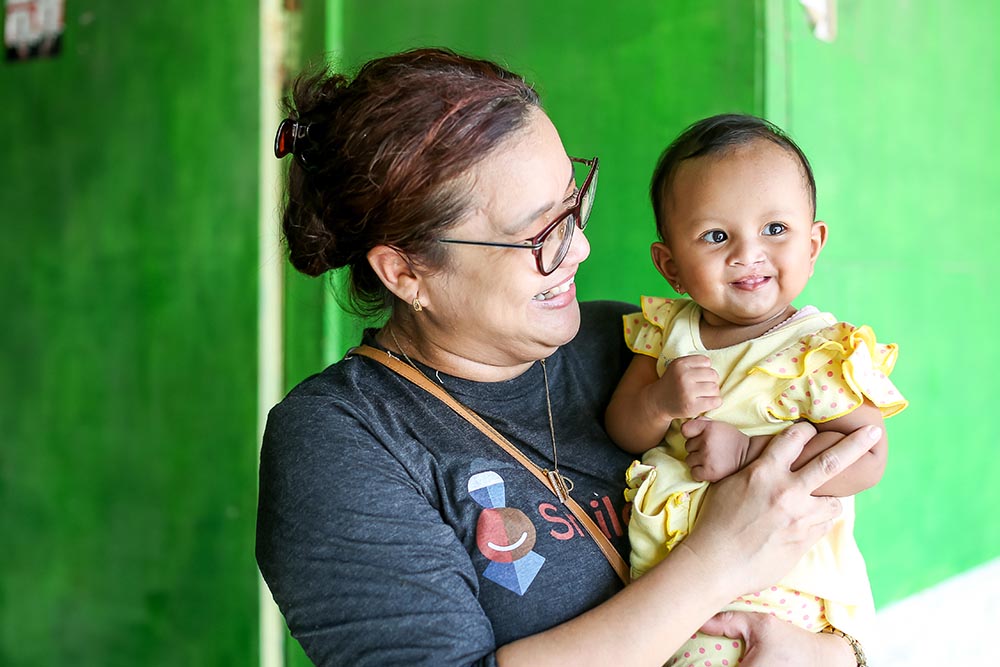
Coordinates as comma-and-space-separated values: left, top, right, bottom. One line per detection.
539, 357, 574, 501
386, 325, 574, 502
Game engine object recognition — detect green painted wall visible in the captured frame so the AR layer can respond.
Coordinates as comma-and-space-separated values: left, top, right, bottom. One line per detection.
771, 0, 1000, 604
1, 3, 260, 665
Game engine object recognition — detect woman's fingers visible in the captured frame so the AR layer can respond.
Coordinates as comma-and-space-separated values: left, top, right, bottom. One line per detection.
701, 611, 840, 667
754, 421, 816, 467
793, 424, 882, 494
700, 610, 752, 641
754, 421, 881, 493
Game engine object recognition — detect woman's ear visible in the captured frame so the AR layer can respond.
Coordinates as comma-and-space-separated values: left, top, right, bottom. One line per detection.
367, 245, 422, 305
650, 242, 683, 293
808, 221, 829, 276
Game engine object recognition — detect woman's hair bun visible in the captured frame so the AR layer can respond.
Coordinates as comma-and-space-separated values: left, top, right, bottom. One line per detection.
279, 68, 353, 276
282, 203, 338, 277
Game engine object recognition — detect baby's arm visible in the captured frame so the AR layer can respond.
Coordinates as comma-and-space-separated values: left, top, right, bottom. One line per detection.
790, 401, 888, 496
606, 353, 722, 454
685, 402, 887, 496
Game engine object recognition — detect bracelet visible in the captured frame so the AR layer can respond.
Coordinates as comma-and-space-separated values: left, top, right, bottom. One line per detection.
822, 626, 867, 667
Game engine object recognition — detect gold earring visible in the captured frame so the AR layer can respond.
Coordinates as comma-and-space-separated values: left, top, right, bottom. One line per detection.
412, 297, 423, 312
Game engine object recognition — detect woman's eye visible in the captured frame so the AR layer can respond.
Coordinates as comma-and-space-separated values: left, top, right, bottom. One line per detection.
700, 230, 728, 244
763, 222, 787, 236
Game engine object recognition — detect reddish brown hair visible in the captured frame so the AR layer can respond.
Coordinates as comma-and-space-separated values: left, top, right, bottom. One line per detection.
280, 48, 541, 317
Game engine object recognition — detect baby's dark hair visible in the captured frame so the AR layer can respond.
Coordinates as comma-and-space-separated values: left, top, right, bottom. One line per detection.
650, 114, 816, 241
280, 47, 541, 318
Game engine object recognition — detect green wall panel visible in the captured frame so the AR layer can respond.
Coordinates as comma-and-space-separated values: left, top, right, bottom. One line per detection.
1, 3, 260, 665
775, 0, 1000, 605
283, 0, 336, 394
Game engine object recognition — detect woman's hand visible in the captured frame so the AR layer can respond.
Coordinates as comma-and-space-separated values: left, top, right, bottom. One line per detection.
701, 612, 856, 667
679, 421, 882, 596
498, 421, 879, 667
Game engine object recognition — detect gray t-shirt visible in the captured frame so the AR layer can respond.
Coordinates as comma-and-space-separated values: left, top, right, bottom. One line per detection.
256, 301, 636, 666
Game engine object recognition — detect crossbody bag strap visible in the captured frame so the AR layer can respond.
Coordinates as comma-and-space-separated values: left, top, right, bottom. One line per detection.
350, 344, 630, 585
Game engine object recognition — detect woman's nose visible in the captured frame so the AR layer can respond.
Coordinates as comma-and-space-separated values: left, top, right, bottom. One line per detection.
566, 225, 592, 267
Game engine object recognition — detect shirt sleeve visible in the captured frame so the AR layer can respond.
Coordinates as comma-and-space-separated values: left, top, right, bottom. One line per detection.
256, 396, 499, 667
750, 322, 908, 423
622, 296, 678, 359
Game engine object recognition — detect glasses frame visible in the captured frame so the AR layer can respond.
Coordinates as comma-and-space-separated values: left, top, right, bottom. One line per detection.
438, 156, 599, 276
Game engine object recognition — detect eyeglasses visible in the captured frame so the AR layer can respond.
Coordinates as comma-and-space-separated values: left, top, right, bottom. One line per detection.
438, 156, 599, 276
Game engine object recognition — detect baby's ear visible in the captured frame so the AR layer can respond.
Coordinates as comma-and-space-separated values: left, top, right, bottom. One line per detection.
809, 221, 829, 274
650, 242, 682, 292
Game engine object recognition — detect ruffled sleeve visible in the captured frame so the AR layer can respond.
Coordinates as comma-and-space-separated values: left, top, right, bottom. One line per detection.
750, 322, 908, 423
622, 296, 680, 359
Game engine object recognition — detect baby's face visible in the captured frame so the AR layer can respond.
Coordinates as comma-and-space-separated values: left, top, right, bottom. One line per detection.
652, 139, 826, 329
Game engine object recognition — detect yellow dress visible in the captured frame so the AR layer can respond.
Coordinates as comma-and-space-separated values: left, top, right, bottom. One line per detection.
623, 297, 907, 666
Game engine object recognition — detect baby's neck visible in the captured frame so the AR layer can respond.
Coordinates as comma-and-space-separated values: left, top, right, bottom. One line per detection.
698, 304, 798, 349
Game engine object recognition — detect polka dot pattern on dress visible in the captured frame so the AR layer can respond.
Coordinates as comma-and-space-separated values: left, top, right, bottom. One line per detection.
666, 629, 750, 667
623, 297, 685, 368
755, 321, 908, 422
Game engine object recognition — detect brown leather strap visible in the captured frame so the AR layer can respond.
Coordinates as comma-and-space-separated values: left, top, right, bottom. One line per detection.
350, 344, 630, 585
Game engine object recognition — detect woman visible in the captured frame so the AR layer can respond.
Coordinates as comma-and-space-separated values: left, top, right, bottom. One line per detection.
256, 48, 875, 666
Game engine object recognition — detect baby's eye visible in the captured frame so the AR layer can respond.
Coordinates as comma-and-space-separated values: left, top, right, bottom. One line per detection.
700, 230, 728, 244
762, 222, 787, 236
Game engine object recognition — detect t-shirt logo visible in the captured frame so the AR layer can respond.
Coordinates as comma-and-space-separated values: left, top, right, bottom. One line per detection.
468, 471, 545, 595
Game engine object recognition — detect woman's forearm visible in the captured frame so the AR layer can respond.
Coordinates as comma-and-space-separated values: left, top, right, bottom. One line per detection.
497, 543, 738, 667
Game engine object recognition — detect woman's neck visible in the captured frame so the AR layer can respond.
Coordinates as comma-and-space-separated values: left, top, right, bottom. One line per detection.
376, 318, 535, 383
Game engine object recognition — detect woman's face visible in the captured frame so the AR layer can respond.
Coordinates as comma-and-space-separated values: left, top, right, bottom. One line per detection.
416, 110, 591, 374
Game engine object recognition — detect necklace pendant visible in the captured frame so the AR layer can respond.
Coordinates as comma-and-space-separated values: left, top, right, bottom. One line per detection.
545, 469, 572, 503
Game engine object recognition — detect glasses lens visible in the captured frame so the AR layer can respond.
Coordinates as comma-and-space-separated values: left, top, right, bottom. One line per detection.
540, 216, 574, 274
579, 166, 598, 230
537, 159, 597, 274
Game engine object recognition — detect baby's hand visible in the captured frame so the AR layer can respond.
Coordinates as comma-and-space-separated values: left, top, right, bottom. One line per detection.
683, 418, 750, 482
655, 355, 722, 420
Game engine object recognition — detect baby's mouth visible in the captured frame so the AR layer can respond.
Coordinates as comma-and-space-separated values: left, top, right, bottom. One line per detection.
533, 277, 574, 301
731, 275, 771, 289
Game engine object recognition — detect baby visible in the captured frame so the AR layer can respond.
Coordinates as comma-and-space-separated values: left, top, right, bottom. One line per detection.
606, 114, 907, 666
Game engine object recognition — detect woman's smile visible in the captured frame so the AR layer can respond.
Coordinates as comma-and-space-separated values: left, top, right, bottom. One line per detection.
533, 276, 575, 301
